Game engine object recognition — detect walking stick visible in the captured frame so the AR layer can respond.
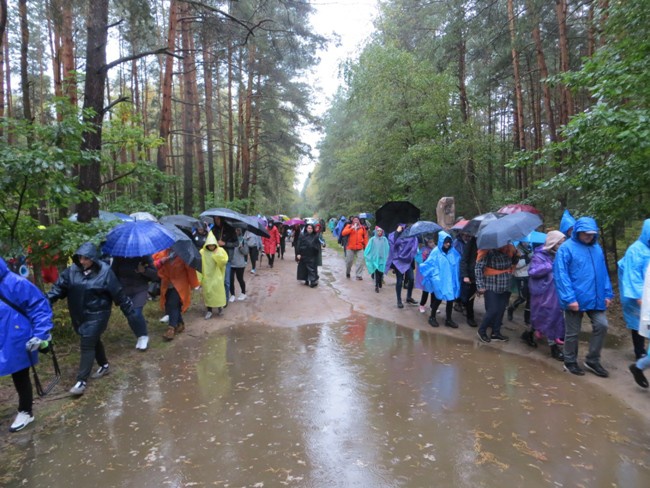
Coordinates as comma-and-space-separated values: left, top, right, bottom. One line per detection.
27, 340, 61, 397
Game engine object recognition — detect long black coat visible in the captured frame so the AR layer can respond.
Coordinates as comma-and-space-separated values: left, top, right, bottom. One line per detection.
47, 242, 133, 337
296, 232, 321, 284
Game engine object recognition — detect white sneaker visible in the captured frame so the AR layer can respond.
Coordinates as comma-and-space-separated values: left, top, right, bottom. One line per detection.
250, 269, 256, 274
204, 311, 213, 320
159, 315, 169, 323
69, 381, 86, 396
229, 295, 236, 303
91, 364, 110, 379
136, 336, 149, 350
419, 305, 427, 313
237, 293, 247, 301
9, 411, 34, 432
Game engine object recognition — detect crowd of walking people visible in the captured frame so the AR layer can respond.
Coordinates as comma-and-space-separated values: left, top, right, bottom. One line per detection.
1, 209, 649, 435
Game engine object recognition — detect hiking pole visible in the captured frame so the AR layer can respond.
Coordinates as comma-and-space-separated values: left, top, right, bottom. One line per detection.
26, 340, 61, 397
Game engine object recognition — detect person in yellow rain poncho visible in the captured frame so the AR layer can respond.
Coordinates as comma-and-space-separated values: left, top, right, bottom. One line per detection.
199, 231, 229, 320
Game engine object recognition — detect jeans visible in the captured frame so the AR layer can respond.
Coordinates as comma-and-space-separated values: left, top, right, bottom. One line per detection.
395, 268, 414, 304
128, 306, 148, 337
373, 271, 383, 289
11, 367, 32, 414
230, 267, 246, 295
431, 297, 454, 320
249, 247, 259, 271
637, 354, 650, 370
479, 290, 511, 335
224, 262, 232, 300
563, 309, 608, 364
78, 335, 108, 382
164, 287, 183, 327
345, 249, 364, 278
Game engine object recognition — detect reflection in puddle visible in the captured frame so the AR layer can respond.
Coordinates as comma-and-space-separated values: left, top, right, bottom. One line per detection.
4, 316, 650, 487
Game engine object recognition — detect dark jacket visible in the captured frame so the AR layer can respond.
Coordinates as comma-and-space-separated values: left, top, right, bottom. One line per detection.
460, 236, 478, 282
111, 256, 159, 308
47, 242, 134, 337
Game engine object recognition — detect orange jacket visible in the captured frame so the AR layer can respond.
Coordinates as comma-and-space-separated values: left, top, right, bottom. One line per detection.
341, 224, 368, 251
153, 249, 200, 312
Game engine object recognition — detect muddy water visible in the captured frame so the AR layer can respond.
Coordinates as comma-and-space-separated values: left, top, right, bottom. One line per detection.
7, 316, 650, 487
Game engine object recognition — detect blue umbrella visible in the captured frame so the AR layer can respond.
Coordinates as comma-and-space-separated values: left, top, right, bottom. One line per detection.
102, 221, 176, 257
402, 221, 443, 238
520, 230, 547, 244
112, 212, 135, 222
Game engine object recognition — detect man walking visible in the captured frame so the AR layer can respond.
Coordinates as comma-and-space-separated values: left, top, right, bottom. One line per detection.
554, 217, 614, 377
341, 216, 368, 280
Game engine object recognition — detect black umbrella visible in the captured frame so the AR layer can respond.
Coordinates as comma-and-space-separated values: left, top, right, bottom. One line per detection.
463, 212, 506, 236
162, 224, 202, 272
375, 201, 421, 235
476, 211, 543, 249
160, 214, 201, 231
200, 208, 270, 237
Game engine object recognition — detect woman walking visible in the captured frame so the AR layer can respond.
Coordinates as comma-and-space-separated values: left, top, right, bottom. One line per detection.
296, 223, 322, 287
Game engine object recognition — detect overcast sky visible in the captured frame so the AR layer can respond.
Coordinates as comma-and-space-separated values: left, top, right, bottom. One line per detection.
296, 0, 378, 190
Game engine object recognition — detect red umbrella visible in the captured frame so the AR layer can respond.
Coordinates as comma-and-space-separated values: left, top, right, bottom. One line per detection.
498, 204, 541, 215
451, 219, 470, 230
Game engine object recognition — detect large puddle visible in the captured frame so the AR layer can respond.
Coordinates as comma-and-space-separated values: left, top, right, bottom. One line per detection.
5, 315, 650, 487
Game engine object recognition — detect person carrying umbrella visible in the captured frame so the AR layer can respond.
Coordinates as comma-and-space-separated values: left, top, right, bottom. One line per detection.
111, 255, 159, 351
553, 217, 614, 377
475, 243, 519, 343
385, 224, 418, 308
47, 243, 138, 395
0, 257, 54, 432
199, 231, 229, 319
154, 247, 200, 341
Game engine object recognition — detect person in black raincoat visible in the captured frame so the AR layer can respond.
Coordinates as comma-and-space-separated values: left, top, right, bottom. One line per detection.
296, 223, 321, 287
47, 242, 136, 396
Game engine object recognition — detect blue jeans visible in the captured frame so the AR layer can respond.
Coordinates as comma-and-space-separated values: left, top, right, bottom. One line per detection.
224, 262, 232, 300
637, 354, 650, 370
128, 306, 148, 337
563, 309, 608, 364
395, 268, 414, 304
164, 288, 183, 327
479, 290, 511, 335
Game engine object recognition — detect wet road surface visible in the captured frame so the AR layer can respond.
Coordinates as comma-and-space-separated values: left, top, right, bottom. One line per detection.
5, 316, 650, 487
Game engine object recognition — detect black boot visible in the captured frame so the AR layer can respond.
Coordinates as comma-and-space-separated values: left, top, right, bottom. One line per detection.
550, 344, 564, 362
521, 330, 537, 348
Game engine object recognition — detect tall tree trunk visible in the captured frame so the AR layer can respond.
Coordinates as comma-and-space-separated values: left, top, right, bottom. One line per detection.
202, 41, 216, 197
555, 0, 573, 125
47, 1, 63, 120
529, 2, 557, 144
215, 58, 228, 200
240, 43, 254, 200
507, 0, 526, 195
0, 9, 5, 139
227, 39, 235, 201
77, 0, 109, 222
61, 1, 76, 106
19, 0, 32, 124
188, 29, 206, 211
180, 2, 194, 215
155, 0, 178, 204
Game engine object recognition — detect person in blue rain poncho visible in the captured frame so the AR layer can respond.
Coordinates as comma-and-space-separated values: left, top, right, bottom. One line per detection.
364, 226, 390, 293
553, 217, 614, 377
629, 265, 650, 388
560, 209, 576, 238
419, 231, 461, 328
618, 219, 650, 360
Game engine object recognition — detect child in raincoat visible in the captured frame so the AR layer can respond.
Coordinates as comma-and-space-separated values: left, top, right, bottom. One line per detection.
364, 226, 390, 293
199, 231, 229, 319
419, 231, 461, 328
154, 247, 200, 341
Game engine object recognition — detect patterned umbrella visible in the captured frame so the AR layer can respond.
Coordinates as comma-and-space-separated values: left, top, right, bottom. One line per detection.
102, 221, 176, 257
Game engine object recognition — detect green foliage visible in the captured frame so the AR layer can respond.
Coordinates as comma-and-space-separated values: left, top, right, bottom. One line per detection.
538, 0, 650, 227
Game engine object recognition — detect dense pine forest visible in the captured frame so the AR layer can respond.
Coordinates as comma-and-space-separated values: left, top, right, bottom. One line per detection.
0, 0, 648, 271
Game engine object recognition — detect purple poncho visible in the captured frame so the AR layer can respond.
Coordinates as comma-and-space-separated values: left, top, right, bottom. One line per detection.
385, 227, 419, 274
528, 247, 565, 341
